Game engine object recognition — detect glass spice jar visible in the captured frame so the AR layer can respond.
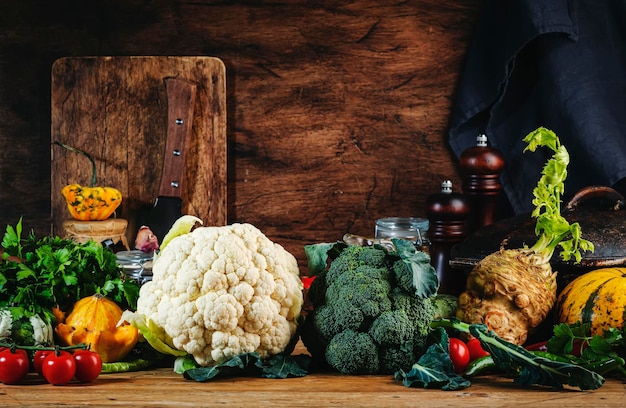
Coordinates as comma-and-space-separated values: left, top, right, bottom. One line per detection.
375, 217, 429, 250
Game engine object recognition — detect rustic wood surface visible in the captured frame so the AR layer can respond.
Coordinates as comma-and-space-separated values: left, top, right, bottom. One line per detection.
2, 370, 624, 408
1, 342, 624, 408
0, 0, 484, 270
50, 56, 227, 242
1, 342, 624, 407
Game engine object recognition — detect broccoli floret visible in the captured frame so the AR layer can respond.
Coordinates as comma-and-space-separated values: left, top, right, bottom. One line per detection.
390, 287, 436, 350
325, 329, 379, 375
326, 268, 392, 319
313, 301, 365, 341
368, 310, 414, 346
392, 258, 415, 294
378, 345, 416, 374
354, 245, 388, 268
325, 245, 389, 285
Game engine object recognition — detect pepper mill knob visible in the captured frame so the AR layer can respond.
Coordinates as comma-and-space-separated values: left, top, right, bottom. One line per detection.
459, 134, 505, 233
425, 180, 470, 296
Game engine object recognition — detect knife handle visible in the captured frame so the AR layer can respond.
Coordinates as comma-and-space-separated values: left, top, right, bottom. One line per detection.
158, 77, 197, 198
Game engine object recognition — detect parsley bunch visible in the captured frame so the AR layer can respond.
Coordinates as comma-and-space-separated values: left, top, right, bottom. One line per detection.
547, 322, 626, 377
0, 218, 139, 323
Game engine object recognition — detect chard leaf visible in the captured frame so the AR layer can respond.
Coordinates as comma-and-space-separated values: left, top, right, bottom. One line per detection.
469, 323, 604, 390
429, 319, 606, 391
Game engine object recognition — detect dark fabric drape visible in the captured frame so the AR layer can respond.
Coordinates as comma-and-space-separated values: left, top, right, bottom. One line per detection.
448, 0, 626, 214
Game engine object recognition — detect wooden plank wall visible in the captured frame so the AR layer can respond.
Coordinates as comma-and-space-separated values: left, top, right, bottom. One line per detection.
0, 0, 484, 271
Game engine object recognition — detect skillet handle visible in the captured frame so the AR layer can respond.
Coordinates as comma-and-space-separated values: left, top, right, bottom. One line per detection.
565, 185, 625, 211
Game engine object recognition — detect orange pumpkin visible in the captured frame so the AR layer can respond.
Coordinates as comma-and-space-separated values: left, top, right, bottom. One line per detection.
55, 294, 139, 363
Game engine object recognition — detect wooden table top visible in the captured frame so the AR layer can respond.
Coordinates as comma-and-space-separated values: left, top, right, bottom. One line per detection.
1, 365, 624, 407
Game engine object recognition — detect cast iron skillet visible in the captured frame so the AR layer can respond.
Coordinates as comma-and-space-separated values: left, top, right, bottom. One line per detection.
450, 185, 626, 287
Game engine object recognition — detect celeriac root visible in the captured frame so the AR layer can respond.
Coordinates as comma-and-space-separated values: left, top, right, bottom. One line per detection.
456, 248, 557, 345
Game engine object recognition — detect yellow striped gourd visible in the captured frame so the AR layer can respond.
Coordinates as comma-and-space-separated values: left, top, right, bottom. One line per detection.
555, 268, 626, 335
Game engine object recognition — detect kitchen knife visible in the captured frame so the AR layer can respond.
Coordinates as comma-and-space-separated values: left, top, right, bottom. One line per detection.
138, 76, 197, 244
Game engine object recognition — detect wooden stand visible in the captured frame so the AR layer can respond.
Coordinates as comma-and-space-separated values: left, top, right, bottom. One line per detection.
426, 180, 469, 296
63, 218, 130, 250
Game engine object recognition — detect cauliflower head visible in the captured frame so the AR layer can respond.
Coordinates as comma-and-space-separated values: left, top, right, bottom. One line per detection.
136, 223, 303, 366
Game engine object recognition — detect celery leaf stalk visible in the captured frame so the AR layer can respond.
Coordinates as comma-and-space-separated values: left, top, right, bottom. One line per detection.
523, 127, 594, 263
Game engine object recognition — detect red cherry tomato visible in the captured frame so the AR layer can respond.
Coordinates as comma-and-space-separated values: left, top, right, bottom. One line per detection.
0, 348, 30, 384
42, 351, 76, 386
72, 350, 102, 383
33, 350, 55, 377
449, 337, 471, 374
467, 338, 490, 362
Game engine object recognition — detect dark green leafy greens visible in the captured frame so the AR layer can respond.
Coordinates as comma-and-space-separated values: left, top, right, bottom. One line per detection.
394, 328, 470, 390
413, 319, 606, 391
182, 352, 310, 381
546, 322, 626, 377
0, 218, 139, 322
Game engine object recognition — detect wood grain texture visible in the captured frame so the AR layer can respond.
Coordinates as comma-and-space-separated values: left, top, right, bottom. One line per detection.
51, 57, 227, 242
0, 0, 484, 270
0, 342, 622, 406
1, 368, 624, 407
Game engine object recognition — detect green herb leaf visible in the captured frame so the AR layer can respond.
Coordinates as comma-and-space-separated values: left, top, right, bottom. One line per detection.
0, 218, 139, 317
546, 322, 626, 377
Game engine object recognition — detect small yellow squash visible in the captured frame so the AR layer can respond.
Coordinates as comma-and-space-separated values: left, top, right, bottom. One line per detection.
61, 183, 122, 221
55, 294, 139, 363
54, 141, 123, 221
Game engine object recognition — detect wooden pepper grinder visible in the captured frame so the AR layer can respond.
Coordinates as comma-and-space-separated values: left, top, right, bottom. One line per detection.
426, 180, 470, 296
458, 134, 505, 234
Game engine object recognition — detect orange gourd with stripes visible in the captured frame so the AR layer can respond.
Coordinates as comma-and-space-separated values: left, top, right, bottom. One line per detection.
555, 268, 626, 335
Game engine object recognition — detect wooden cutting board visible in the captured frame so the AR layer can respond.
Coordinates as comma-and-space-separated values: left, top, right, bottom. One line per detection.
51, 56, 227, 245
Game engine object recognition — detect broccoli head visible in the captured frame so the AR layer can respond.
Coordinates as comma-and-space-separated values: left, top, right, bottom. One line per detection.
301, 242, 438, 375
325, 329, 379, 375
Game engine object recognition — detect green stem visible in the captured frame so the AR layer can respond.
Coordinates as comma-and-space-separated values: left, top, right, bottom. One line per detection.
53, 141, 97, 187
0, 341, 88, 353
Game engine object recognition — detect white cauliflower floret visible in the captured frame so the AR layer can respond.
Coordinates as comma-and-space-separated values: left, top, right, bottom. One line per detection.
136, 223, 303, 366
